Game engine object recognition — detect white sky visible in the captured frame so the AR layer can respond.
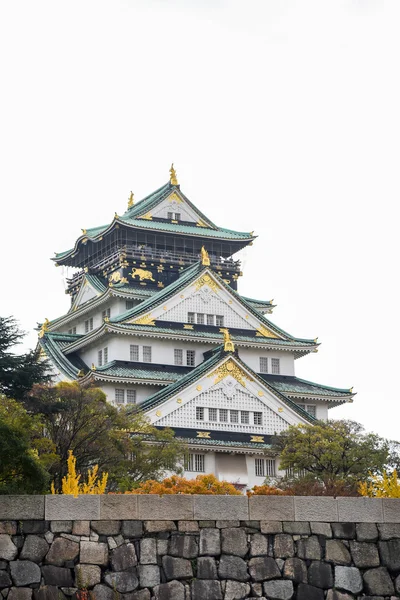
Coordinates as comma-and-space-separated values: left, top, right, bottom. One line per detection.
1, 0, 399, 440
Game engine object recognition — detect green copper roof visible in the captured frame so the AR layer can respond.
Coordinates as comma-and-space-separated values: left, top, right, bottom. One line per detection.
175, 437, 273, 450
92, 360, 185, 382
39, 332, 87, 379
86, 274, 107, 294
261, 374, 352, 399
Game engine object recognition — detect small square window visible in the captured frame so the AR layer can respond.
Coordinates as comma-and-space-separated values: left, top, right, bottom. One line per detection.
230, 410, 239, 423
197, 313, 205, 324
143, 346, 152, 363
186, 350, 195, 367
241, 411, 249, 424
215, 315, 224, 327
175, 213, 181, 221
102, 308, 111, 319
209, 408, 217, 421
130, 345, 139, 361
219, 409, 228, 422
271, 358, 280, 374
103, 347, 108, 364
196, 407, 204, 421
127, 390, 136, 404
98, 350, 103, 367
188, 312, 195, 324
254, 412, 263, 425
306, 405, 316, 417
115, 389, 125, 404
126, 300, 135, 310
207, 314, 214, 326
259, 357, 268, 373
167, 212, 173, 220
174, 349, 183, 365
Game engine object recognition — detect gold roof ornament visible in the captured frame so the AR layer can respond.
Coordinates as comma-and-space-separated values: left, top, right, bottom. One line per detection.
81, 228, 87, 234
169, 163, 178, 185
77, 369, 85, 378
201, 246, 210, 266
114, 212, 119, 219
222, 328, 235, 352
38, 318, 50, 338
91, 363, 97, 371
128, 191, 134, 208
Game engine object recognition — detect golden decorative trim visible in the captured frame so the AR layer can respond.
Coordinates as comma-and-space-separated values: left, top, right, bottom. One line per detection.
180, 294, 184, 298
133, 313, 156, 326
131, 268, 155, 282
223, 279, 230, 285
140, 212, 152, 220
197, 431, 210, 439
256, 325, 279, 339
81, 228, 87, 234
194, 274, 220, 293
140, 262, 147, 268
128, 191, 134, 208
196, 219, 207, 228
169, 163, 178, 185
177, 398, 182, 404
196, 385, 202, 391
278, 408, 283, 413
104, 316, 110, 322
77, 369, 85, 378
183, 324, 194, 330
209, 358, 254, 387
156, 410, 162, 417
168, 191, 182, 203
250, 435, 264, 443
201, 246, 210, 266
91, 363, 97, 371
109, 271, 123, 284
221, 328, 235, 352
157, 265, 164, 272
157, 281, 164, 288
38, 318, 50, 338
163, 306, 167, 311
114, 212, 118, 219
258, 391, 264, 397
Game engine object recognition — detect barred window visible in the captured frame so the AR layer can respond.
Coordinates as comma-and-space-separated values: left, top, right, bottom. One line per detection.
271, 358, 280, 374
219, 409, 228, 422
174, 349, 183, 365
305, 405, 316, 418
259, 357, 268, 373
98, 350, 103, 367
254, 412, 263, 425
207, 314, 214, 326
126, 390, 136, 405
167, 212, 173, 219
188, 312, 195, 324
255, 458, 276, 477
84, 318, 93, 333
196, 407, 204, 421
209, 408, 217, 421
143, 346, 152, 363
197, 313, 205, 324
130, 345, 139, 361
115, 389, 125, 404
68, 327, 76, 334
255, 458, 265, 477
103, 347, 108, 364
230, 410, 239, 423
102, 308, 111, 319
126, 300, 135, 310
215, 315, 224, 327
175, 213, 181, 221
186, 350, 195, 367
185, 453, 205, 472
241, 411, 249, 424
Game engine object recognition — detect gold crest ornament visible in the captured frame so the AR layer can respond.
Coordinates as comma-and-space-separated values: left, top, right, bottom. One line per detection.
169, 163, 178, 185
131, 268, 155, 282
127, 191, 134, 208
221, 328, 235, 352
197, 431, 211, 439
209, 358, 254, 387
201, 246, 210, 266
39, 318, 50, 338
133, 313, 156, 326
109, 271, 122, 284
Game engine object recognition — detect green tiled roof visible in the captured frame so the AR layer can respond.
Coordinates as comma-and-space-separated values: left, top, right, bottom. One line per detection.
175, 437, 273, 449
39, 332, 87, 379
261, 374, 352, 399
86, 274, 107, 293
93, 361, 184, 382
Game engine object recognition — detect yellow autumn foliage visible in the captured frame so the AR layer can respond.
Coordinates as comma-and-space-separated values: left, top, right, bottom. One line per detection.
359, 470, 400, 498
51, 450, 108, 497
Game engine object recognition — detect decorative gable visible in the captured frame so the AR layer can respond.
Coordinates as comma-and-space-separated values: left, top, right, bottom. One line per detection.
138, 190, 211, 226
71, 279, 100, 310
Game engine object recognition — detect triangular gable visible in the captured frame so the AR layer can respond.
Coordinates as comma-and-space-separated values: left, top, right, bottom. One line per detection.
144, 353, 314, 434
148, 190, 212, 227
123, 267, 286, 340
70, 277, 102, 311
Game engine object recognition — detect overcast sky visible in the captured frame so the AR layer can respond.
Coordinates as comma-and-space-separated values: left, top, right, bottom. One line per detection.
1, 0, 399, 439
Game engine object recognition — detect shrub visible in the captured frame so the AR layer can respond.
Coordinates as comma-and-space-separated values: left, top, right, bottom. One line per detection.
122, 474, 242, 495
359, 470, 400, 498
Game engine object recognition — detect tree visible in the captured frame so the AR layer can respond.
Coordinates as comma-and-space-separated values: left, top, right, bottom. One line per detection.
27, 381, 186, 490
0, 316, 50, 400
123, 474, 242, 495
274, 420, 390, 494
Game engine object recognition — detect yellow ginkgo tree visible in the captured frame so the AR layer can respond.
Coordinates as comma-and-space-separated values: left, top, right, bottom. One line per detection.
359, 469, 400, 498
51, 450, 108, 497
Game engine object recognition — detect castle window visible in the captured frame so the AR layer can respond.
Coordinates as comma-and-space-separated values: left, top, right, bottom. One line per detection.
197, 313, 205, 324
185, 453, 205, 472
188, 312, 195, 324
215, 315, 224, 327
209, 408, 217, 421
196, 407, 204, 421
207, 314, 214, 326
126, 390, 137, 405
84, 318, 93, 333
219, 409, 228, 422
186, 350, 195, 367
167, 212, 173, 219
130, 345, 139, 361
98, 350, 103, 367
259, 357, 268, 373
254, 412, 263, 425
68, 327, 76, 334
103, 347, 108, 363
175, 213, 181, 221
174, 349, 183, 365
271, 358, 280, 374
115, 389, 125, 404
126, 300, 135, 310
305, 405, 316, 418
230, 410, 239, 423
255, 458, 276, 477
241, 411, 249, 424
143, 346, 152, 363
102, 308, 111, 319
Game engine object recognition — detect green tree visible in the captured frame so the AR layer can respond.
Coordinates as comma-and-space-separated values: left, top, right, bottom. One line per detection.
0, 316, 50, 400
274, 420, 390, 494
27, 381, 186, 491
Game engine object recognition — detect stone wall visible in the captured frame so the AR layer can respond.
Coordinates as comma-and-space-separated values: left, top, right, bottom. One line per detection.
0, 496, 400, 599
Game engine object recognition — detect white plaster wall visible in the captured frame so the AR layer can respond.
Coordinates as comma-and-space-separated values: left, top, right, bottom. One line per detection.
238, 348, 295, 376
296, 401, 328, 421
98, 382, 159, 406
215, 454, 248, 485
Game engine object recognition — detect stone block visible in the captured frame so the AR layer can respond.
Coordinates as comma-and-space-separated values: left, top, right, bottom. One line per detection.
105, 571, 139, 593
0, 522, 17, 535
248, 556, 279, 581
326, 591, 354, 600
356, 522, 378, 541
334, 566, 362, 594
250, 533, 269, 557
224, 580, 251, 600
0, 535, 18, 561
296, 536, 322, 560
10, 561, 41, 586
138, 564, 160, 588
45, 496, 100, 521
140, 538, 157, 564
282, 521, 310, 535
144, 521, 176, 533
310, 522, 332, 537
178, 521, 199, 532
221, 527, 248, 557
349, 541, 380, 568
283, 557, 307, 584
191, 579, 222, 600
46, 537, 79, 566
295, 497, 338, 522
8, 589, 33, 600
378, 539, 400, 571
263, 580, 294, 600
378, 522, 400, 540
100, 495, 138, 520
382, 498, 400, 522
197, 556, 217, 579
216, 520, 240, 528
296, 583, 324, 600
21, 521, 49, 535
0, 497, 44, 520
122, 520, 143, 538
0, 570, 12, 587
72, 521, 90, 536
363, 566, 395, 595
198, 521, 215, 528
274, 534, 294, 558
194, 495, 248, 520
308, 561, 333, 589
249, 497, 294, 521
325, 539, 351, 565
129, 591, 151, 600
80, 541, 108, 566
331, 522, 355, 539
90, 520, 121, 535
199, 528, 220, 556
219, 554, 249, 581
337, 497, 383, 522
50, 521, 72, 533
41, 565, 73, 587
20, 535, 49, 563
168, 534, 198, 559
75, 564, 101, 588
92, 585, 115, 600
157, 539, 169, 556
34, 586, 67, 600
260, 521, 283, 534
138, 495, 193, 520
153, 580, 185, 600
162, 556, 192, 580
111, 542, 137, 571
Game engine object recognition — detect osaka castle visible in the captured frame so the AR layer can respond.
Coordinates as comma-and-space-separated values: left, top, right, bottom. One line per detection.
38, 165, 354, 489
